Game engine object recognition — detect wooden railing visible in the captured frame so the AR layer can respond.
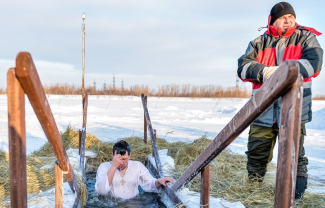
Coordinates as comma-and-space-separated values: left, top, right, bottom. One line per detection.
141, 60, 303, 208
7, 52, 83, 207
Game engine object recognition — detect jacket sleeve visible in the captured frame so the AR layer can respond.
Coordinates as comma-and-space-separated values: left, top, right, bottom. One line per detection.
297, 33, 323, 79
237, 36, 267, 83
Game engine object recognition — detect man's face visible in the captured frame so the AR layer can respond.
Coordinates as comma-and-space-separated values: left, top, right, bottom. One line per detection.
114, 152, 131, 170
272, 14, 296, 32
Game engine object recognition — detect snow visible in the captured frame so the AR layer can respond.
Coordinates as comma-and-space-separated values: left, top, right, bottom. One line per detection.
0, 94, 324, 206
149, 149, 175, 173
175, 188, 244, 208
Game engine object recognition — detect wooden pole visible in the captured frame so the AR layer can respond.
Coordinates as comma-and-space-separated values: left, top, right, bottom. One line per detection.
55, 161, 63, 208
200, 165, 210, 208
7, 68, 27, 208
274, 76, 303, 207
144, 95, 148, 144
82, 18, 85, 107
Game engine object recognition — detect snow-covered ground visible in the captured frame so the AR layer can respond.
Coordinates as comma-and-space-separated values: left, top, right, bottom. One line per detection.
0, 94, 324, 202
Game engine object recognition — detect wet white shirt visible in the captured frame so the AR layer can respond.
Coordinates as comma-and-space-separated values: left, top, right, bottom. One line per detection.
95, 160, 159, 199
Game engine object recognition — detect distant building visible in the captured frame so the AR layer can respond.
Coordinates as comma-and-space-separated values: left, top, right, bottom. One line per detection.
103, 80, 106, 91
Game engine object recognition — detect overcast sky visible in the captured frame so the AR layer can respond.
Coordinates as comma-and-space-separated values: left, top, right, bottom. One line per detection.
1, 0, 325, 95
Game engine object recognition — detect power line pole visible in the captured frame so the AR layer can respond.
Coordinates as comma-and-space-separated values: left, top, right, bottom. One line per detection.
121, 79, 124, 89
93, 79, 96, 90
103, 80, 106, 91
82, 13, 86, 106
113, 75, 115, 88
236, 76, 239, 88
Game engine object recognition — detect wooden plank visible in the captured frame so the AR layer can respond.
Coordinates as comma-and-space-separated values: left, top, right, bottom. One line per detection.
144, 95, 148, 144
274, 76, 303, 207
55, 161, 63, 208
141, 93, 164, 178
200, 165, 210, 208
15, 52, 79, 193
172, 60, 299, 191
7, 68, 27, 208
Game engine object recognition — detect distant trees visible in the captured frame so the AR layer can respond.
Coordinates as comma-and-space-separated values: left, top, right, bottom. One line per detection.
1, 83, 324, 99
38, 83, 251, 98
312, 95, 325, 100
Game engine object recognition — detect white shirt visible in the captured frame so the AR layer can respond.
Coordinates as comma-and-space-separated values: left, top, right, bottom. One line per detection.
95, 160, 160, 199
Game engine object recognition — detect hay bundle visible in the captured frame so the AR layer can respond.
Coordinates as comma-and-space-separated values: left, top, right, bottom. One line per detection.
0, 150, 10, 203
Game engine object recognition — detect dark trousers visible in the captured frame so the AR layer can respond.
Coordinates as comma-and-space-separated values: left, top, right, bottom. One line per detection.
246, 124, 308, 178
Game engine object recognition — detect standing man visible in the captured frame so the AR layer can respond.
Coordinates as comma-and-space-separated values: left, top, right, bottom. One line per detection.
95, 140, 174, 199
237, 2, 323, 199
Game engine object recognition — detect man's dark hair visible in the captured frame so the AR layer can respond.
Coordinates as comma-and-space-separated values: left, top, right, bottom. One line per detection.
113, 140, 131, 156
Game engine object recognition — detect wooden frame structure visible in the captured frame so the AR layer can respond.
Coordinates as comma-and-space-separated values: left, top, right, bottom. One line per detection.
141, 60, 303, 208
7, 52, 82, 207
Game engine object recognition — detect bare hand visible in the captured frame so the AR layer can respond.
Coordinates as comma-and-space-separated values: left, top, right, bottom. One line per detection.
112, 151, 122, 169
155, 177, 174, 188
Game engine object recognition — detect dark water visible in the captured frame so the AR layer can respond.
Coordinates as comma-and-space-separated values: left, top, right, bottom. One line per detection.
84, 173, 167, 208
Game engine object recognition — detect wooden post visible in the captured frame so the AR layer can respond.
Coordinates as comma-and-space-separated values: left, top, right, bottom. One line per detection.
55, 161, 63, 208
144, 95, 148, 144
200, 165, 210, 208
274, 76, 303, 207
7, 68, 27, 208
153, 129, 156, 157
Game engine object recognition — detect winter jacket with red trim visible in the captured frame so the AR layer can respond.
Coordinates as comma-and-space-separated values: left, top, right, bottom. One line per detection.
237, 25, 323, 127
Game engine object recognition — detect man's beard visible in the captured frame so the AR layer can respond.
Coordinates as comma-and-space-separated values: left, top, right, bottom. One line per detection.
118, 163, 128, 171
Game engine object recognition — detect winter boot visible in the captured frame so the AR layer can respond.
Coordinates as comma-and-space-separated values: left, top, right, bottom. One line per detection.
248, 173, 265, 183
295, 176, 307, 200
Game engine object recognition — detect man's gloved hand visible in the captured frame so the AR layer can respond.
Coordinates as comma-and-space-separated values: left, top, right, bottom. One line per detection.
263, 66, 278, 80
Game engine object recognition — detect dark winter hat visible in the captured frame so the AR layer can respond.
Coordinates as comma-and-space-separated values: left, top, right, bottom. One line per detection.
270, 2, 296, 25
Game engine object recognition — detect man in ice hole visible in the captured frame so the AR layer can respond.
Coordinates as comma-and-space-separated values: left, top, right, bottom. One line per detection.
95, 140, 174, 199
